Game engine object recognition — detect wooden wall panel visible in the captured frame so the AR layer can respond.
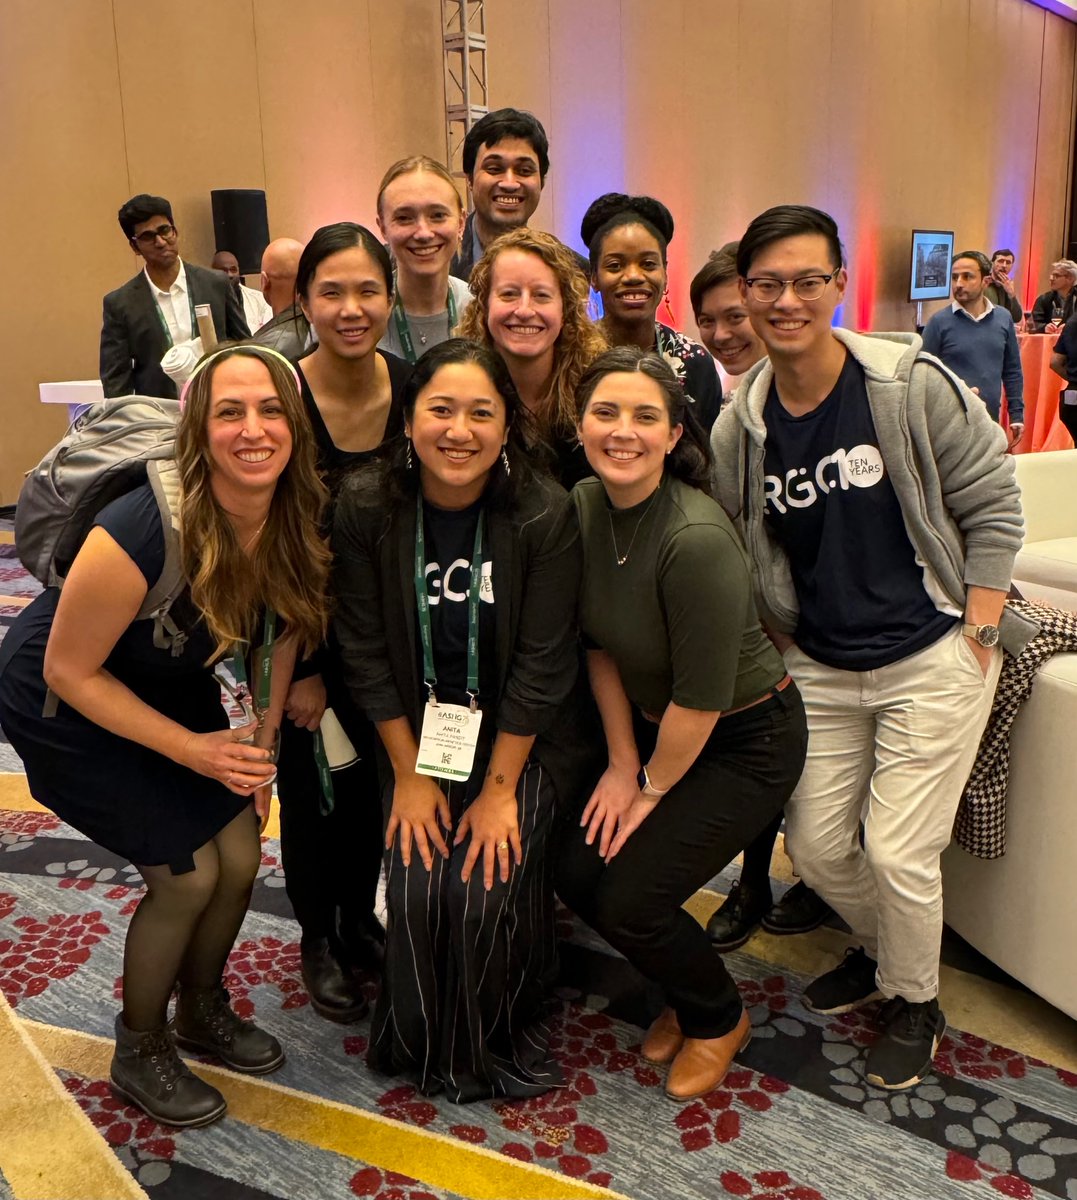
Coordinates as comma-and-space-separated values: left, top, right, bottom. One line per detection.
0, 0, 131, 502
112, 0, 265, 268
254, 0, 446, 240
1, 0, 1075, 502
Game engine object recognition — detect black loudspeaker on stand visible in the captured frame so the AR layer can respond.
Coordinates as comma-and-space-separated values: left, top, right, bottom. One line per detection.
211, 189, 270, 276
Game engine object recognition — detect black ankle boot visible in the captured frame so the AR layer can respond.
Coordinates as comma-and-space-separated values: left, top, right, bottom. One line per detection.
338, 912, 386, 976
761, 880, 833, 935
110, 1013, 226, 1128
300, 936, 369, 1023
173, 983, 285, 1075
705, 880, 772, 951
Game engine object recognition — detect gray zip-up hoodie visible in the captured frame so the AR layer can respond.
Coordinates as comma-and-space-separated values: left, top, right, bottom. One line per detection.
710, 327, 1037, 655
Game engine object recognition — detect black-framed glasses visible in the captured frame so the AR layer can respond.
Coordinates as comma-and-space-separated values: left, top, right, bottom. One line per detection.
131, 223, 177, 247
744, 273, 837, 303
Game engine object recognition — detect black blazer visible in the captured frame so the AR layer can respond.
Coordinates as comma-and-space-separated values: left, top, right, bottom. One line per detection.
100, 261, 250, 399
330, 467, 600, 806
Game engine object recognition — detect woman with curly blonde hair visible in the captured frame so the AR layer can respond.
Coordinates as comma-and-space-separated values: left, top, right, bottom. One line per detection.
458, 227, 606, 485
0, 345, 329, 1129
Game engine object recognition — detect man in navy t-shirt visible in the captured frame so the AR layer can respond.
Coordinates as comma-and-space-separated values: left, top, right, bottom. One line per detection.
711, 205, 1025, 1093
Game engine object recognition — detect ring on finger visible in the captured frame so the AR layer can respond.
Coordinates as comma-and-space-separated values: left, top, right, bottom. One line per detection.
226, 771, 234, 785
497, 840, 509, 851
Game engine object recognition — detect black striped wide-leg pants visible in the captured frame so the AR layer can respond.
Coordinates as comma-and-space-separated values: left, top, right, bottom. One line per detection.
367, 759, 564, 1103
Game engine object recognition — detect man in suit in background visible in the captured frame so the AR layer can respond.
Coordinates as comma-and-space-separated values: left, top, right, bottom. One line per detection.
100, 194, 249, 398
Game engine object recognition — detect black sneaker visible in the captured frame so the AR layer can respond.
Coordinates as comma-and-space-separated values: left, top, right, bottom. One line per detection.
802, 947, 883, 1014
865, 997, 946, 1090
706, 880, 772, 952
761, 880, 832, 935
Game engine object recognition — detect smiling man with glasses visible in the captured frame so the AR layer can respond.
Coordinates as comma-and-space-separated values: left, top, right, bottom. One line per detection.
711, 204, 1031, 1092
100, 193, 249, 398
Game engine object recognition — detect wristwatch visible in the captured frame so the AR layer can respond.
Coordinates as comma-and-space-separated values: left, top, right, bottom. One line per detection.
962, 622, 1000, 648
636, 766, 669, 798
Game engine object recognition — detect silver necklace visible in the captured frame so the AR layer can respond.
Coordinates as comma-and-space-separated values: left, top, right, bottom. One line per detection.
608, 484, 661, 566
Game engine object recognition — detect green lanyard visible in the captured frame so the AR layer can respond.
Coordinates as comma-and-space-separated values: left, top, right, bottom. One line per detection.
232, 611, 335, 815
392, 286, 459, 365
413, 493, 484, 712
232, 610, 277, 721
150, 281, 199, 349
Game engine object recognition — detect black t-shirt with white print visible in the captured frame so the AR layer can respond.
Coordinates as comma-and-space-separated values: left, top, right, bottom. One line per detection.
762, 352, 956, 670
418, 498, 497, 711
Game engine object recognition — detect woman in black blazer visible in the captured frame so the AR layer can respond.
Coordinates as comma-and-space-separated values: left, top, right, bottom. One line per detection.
331, 338, 593, 1102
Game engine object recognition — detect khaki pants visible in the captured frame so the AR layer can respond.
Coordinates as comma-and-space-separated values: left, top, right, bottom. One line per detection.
783, 625, 1002, 1002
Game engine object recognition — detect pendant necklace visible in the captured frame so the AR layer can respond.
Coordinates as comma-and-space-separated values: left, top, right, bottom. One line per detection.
243, 518, 268, 553
608, 484, 661, 566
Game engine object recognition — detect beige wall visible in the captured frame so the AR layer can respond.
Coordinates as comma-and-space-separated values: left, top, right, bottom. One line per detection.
0, 0, 445, 502
2, 0, 1075, 501
487, 0, 1076, 333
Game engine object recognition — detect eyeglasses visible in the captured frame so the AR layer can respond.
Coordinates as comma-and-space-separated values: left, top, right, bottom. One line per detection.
743, 273, 837, 303
131, 223, 177, 247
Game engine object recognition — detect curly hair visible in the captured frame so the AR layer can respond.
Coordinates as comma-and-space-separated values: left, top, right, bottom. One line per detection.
176, 344, 330, 661
580, 193, 675, 273
456, 227, 606, 438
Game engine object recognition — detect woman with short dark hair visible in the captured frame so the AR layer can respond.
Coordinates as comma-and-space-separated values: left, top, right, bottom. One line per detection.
582, 194, 721, 432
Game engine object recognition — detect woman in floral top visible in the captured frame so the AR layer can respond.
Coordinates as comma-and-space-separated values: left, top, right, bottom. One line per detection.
581, 193, 721, 433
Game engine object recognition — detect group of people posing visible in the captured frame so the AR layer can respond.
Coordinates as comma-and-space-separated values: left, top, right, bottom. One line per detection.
0, 108, 1029, 1131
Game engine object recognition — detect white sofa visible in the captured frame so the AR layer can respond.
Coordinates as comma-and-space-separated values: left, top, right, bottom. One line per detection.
943, 651, 1077, 1020
1011, 449, 1077, 610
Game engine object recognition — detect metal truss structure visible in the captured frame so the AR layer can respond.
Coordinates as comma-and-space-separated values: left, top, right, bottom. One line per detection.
442, 0, 489, 177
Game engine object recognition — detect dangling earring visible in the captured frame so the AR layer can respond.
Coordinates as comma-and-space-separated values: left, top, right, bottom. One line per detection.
405, 438, 414, 470
501, 447, 511, 476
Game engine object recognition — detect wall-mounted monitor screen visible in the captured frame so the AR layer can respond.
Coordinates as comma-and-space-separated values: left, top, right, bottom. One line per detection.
909, 230, 955, 302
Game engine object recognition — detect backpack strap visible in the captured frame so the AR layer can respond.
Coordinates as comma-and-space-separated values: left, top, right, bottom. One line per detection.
142, 459, 189, 657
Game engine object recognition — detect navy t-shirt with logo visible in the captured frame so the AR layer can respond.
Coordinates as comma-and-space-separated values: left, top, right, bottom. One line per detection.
418, 498, 497, 711
762, 353, 956, 670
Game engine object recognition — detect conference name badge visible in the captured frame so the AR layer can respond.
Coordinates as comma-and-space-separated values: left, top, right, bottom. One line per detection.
416, 702, 483, 781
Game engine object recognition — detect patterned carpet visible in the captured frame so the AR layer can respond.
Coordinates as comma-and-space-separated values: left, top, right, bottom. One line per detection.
2, 524, 1077, 1200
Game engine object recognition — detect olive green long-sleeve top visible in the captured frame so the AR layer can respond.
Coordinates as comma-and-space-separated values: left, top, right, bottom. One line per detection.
573, 475, 785, 716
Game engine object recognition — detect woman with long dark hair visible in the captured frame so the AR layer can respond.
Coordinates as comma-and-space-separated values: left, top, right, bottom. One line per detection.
555, 347, 807, 1101
582, 193, 721, 432
273, 222, 412, 1022
331, 337, 592, 1101
0, 345, 329, 1126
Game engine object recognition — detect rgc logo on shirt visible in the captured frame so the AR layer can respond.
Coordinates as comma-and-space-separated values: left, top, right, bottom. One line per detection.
765, 444, 885, 514
424, 559, 494, 605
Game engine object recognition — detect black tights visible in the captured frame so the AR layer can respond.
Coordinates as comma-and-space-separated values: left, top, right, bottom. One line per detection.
738, 811, 785, 895
122, 806, 262, 1032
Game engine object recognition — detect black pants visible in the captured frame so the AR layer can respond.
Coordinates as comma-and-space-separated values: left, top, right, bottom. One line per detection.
1059, 390, 1077, 444
275, 713, 383, 941
555, 685, 808, 1039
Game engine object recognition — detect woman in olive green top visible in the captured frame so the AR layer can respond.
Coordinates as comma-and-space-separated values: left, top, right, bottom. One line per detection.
555, 347, 807, 1101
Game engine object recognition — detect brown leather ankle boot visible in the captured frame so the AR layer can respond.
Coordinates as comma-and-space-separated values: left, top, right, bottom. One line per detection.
641, 1007, 684, 1065
665, 1009, 752, 1101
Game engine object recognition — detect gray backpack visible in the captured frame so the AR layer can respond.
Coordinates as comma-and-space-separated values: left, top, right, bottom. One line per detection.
16, 396, 189, 657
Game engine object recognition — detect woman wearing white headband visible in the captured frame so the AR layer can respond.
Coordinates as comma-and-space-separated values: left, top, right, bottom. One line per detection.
0, 344, 329, 1128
